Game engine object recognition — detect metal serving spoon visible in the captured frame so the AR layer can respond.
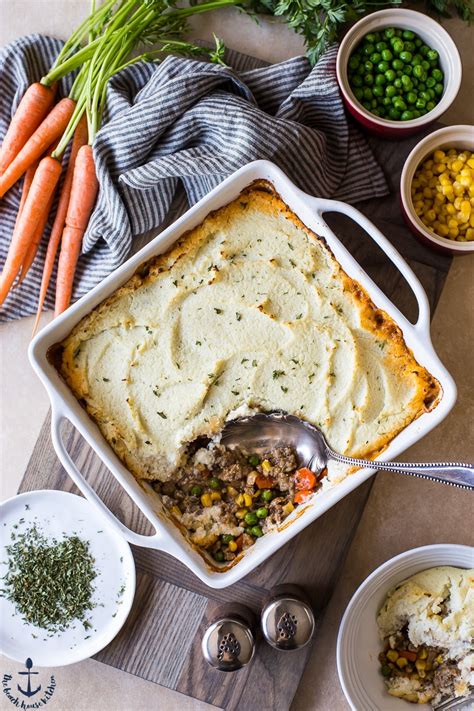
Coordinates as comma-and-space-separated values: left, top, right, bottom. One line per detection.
220, 412, 474, 491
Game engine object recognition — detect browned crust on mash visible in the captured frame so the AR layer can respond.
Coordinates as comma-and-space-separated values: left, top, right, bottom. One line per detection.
53, 181, 440, 491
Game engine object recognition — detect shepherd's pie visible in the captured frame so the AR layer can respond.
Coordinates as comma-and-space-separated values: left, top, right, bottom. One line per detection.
55, 182, 440, 487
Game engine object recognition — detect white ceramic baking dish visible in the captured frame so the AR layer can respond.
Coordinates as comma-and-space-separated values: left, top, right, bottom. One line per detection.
29, 160, 456, 589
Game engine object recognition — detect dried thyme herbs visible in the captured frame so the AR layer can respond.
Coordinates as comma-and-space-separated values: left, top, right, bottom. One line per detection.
0, 525, 97, 632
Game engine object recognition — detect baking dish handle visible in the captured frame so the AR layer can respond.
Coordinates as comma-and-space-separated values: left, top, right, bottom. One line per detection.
51, 407, 169, 550
313, 199, 431, 337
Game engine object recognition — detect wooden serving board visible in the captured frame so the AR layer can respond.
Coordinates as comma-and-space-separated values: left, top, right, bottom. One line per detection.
17, 128, 451, 710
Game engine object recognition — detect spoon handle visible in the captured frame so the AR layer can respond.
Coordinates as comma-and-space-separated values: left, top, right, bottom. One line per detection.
327, 452, 474, 490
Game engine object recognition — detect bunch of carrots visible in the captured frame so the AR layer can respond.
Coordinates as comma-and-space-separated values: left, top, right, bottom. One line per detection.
0, 0, 238, 332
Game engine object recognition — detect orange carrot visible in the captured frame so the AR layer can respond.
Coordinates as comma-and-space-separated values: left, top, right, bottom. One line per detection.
294, 467, 317, 491
12, 158, 40, 233
0, 97, 75, 198
294, 490, 313, 505
32, 116, 88, 334
0, 156, 62, 305
255, 474, 274, 489
0, 83, 55, 176
55, 144, 98, 315
17, 190, 56, 286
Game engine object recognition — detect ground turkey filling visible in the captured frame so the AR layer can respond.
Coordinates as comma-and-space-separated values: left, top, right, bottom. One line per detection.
152, 444, 321, 564
379, 626, 462, 704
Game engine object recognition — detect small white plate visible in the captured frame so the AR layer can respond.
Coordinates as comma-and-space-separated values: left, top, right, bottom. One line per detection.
0, 490, 136, 667
337, 544, 474, 711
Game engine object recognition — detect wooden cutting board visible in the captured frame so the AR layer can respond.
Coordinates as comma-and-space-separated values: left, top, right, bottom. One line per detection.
17, 128, 451, 710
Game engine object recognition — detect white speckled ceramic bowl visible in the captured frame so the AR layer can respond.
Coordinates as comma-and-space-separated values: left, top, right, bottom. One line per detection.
400, 124, 474, 255
337, 544, 474, 711
336, 9, 462, 137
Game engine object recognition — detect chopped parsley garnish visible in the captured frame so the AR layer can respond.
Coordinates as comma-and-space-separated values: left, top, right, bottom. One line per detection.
157, 411, 167, 419
273, 370, 285, 379
236, 312, 242, 321
214, 308, 223, 315
281, 386, 288, 393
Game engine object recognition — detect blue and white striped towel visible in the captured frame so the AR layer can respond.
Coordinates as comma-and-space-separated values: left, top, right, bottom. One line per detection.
0, 34, 389, 322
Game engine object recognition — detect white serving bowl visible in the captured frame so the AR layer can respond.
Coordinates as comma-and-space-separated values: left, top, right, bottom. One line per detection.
336, 9, 462, 137
337, 544, 474, 711
400, 124, 474, 255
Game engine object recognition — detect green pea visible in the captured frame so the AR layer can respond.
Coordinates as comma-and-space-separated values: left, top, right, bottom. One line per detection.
413, 64, 423, 78
384, 28, 396, 39
378, 61, 389, 73
402, 29, 415, 40
365, 33, 377, 43
427, 88, 435, 99
362, 101, 372, 111
392, 40, 404, 54
382, 96, 392, 106
404, 65, 413, 76
425, 76, 436, 88
388, 107, 401, 120
413, 109, 421, 118
375, 41, 387, 52
400, 110, 413, 120
356, 64, 365, 76
221, 534, 234, 544
399, 50, 412, 63
375, 73, 386, 86
244, 511, 258, 525
209, 476, 221, 489
384, 69, 396, 82
434, 83, 443, 96
418, 82, 426, 91
406, 92, 417, 104
392, 59, 404, 71
190, 485, 202, 496
373, 85, 384, 97
256, 507, 268, 519
370, 98, 378, 108
248, 454, 260, 467
363, 87, 373, 100
415, 98, 426, 109
353, 87, 364, 101
364, 60, 373, 72
401, 74, 412, 87
363, 43, 375, 56
381, 664, 392, 678
426, 101, 435, 111
348, 56, 360, 71
351, 75, 363, 87
414, 38, 423, 48
395, 28, 402, 36
432, 68, 443, 82
393, 97, 407, 111
261, 489, 274, 502
214, 550, 225, 562
420, 44, 429, 56
385, 84, 397, 98
412, 54, 423, 65
421, 60, 430, 70
404, 41, 415, 53
420, 90, 431, 102
250, 525, 263, 538
378, 106, 386, 117
427, 49, 438, 61
370, 52, 381, 64
394, 78, 402, 89
371, 108, 380, 117
381, 49, 393, 61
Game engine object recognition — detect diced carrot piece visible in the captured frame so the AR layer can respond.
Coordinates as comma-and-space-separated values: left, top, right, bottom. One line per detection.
294, 467, 317, 490
294, 489, 313, 505
255, 474, 274, 489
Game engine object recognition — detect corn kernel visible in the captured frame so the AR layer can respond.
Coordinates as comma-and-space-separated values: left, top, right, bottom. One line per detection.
466, 228, 474, 240
236, 493, 244, 505
387, 650, 399, 663
435, 654, 444, 665
261, 459, 272, 472
451, 159, 464, 172
424, 209, 436, 223
171, 505, 181, 518
243, 493, 252, 507
210, 491, 221, 502
433, 150, 445, 162
436, 224, 449, 237
396, 657, 408, 669
227, 485, 238, 497
282, 501, 294, 516
467, 158, 474, 169
228, 540, 238, 552
235, 508, 248, 519
415, 659, 427, 671
201, 493, 212, 507
418, 649, 428, 660
448, 228, 459, 239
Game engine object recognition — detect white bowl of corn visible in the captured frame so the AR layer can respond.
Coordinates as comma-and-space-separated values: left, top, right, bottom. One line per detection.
400, 125, 474, 254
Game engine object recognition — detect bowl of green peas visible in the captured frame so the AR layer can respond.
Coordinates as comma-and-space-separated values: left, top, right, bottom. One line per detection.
336, 9, 462, 136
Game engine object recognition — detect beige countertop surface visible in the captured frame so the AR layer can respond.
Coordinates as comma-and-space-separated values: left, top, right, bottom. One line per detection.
0, 3, 473, 710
